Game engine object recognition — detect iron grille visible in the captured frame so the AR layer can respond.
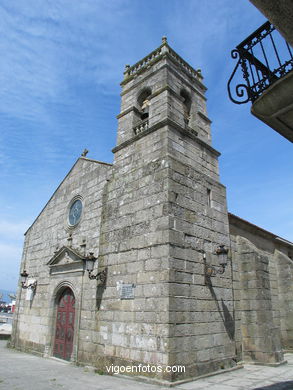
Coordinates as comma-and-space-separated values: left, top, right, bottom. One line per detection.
228, 21, 293, 104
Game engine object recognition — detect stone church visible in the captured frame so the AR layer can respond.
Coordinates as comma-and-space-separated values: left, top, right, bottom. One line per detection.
11, 37, 293, 384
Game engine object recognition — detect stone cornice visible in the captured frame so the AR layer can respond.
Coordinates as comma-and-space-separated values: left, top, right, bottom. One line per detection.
121, 63, 207, 101
47, 245, 86, 266
198, 111, 212, 124
112, 118, 220, 157
116, 106, 141, 119
121, 40, 202, 85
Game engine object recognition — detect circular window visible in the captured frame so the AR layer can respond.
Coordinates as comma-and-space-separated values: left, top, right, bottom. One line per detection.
68, 199, 83, 226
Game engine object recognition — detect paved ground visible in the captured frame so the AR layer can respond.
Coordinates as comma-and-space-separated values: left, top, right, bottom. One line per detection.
0, 341, 292, 390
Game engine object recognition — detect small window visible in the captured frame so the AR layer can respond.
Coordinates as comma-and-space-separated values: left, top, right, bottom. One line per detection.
207, 189, 211, 207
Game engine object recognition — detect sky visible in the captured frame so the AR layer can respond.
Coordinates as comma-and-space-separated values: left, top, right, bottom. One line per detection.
0, 0, 292, 292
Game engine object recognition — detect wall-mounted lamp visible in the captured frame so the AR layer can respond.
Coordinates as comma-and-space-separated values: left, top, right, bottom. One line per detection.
20, 270, 37, 290
83, 252, 107, 284
204, 245, 229, 278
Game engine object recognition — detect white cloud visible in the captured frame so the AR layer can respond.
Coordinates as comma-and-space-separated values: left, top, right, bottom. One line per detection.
0, 242, 22, 258
0, 242, 22, 291
0, 221, 29, 238
0, 220, 28, 290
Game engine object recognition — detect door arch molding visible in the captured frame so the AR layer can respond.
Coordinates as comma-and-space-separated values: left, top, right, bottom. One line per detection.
53, 287, 75, 360
45, 281, 81, 362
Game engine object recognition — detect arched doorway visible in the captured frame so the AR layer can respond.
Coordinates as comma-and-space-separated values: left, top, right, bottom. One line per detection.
53, 287, 75, 361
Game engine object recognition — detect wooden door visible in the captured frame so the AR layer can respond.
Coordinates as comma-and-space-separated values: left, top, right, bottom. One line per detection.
53, 288, 75, 360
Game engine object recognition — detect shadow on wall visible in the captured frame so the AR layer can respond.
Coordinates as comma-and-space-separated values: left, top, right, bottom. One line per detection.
253, 381, 293, 390
206, 279, 235, 341
96, 276, 107, 310
221, 299, 235, 341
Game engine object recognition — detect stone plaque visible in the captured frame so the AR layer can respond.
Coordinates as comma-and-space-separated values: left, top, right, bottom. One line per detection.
120, 283, 135, 300
25, 287, 34, 301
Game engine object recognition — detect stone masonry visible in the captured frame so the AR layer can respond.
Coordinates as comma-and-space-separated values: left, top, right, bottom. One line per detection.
11, 38, 293, 384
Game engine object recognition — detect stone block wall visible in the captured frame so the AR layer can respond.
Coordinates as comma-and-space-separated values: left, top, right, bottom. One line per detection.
236, 236, 283, 364
94, 126, 171, 378
11, 158, 111, 359
93, 42, 236, 381
11, 38, 293, 385
165, 125, 236, 379
275, 250, 293, 350
229, 214, 293, 365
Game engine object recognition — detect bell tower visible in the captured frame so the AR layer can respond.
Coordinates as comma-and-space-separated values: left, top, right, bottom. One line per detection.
116, 36, 212, 148
98, 37, 236, 382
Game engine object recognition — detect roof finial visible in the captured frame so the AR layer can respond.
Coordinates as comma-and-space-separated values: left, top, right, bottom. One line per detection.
162, 36, 167, 44
81, 148, 89, 157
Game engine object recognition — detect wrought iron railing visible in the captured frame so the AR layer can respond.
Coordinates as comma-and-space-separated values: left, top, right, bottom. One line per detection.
228, 21, 293, 104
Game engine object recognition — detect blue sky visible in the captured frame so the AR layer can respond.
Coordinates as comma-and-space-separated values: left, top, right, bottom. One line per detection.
0, 0, 292, 291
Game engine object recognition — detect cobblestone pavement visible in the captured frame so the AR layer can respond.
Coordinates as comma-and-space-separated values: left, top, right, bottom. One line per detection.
0, 341, 292, 390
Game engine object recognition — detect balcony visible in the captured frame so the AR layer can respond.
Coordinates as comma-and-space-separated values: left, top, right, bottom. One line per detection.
133, 119, 149, 136
228, 21, 293, 142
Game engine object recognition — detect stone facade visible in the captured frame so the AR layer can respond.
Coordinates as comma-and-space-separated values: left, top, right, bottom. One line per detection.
11, 38, 293, 384
229, 213, 293, 363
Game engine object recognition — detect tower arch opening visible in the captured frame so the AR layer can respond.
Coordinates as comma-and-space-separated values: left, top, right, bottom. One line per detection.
180, 89, 191, 125
137, 87, 152, 121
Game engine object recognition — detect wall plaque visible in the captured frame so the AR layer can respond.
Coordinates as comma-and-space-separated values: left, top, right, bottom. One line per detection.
120, 283, 135, 300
